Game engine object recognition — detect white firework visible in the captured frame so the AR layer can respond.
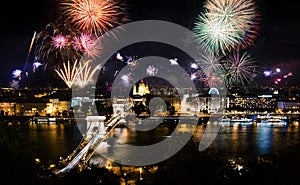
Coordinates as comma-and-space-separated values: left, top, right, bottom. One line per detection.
146, 65, 158, 76
55, 60, 81, 88
196, 49, 223, 77
121, 73, 133, 87
75, 60, 101, 88
9, 80, 20, 89
169, 58, 179, 65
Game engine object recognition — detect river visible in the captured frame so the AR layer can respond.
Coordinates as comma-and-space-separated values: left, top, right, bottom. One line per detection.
1, 119, 300, 185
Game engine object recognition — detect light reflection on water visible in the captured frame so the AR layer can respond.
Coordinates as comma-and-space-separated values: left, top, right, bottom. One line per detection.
102, 121, 300, 162
27, 121, 300, 163
28, 123, 82, 163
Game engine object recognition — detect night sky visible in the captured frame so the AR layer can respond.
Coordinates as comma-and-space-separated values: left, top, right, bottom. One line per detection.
1, 0, 300, 87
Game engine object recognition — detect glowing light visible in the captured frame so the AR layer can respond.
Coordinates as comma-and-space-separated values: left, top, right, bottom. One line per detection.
284, 72, 293, 78
121, 73, 132, 87
190, 63, 198, 69
196, 49, 223, 76
55, 60, 80, 88
72, 32, 102, 59
75, 61, 101, 88
224, 51, 257, 86
208, 87, 220, 95
263, 70, 272, 77
116, 52, 124, 61
9, 80, 20, 89
190, 73, 197, 81
193, 0, 260, 54
60, 0, 127, 34
146, 65, 158, 76
169, 58, 179, 65
52, 33, 68, 50
12, 69, 22, 80
32, 62, 43, 73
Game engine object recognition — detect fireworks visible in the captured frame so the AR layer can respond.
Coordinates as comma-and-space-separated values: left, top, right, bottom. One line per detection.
126, 56, 138, 70
169, 58, 179, 65
59, 0, 127, 34
194, 14, 239, 54
26, 31, 36, 62
224, 51, 257, 86
33, 62, 43, 73
196, 49, 223, 76
9, 80, 20, 89
12, 69, 22, 80
52, 33, 68, 50
116, 52, 124, 61
34, 22, 81, 64
262, 68, 293, 85
75, 61, 101, 88
121, 73, 133, 87
55, 60, 80, 88
146, 65, 158, 76
72, 32, 102, 59
193, 0, 259, 54
203, 72, 223, 88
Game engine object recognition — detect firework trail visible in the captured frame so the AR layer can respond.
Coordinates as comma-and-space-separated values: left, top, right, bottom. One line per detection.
126, 56, 138, 70
55, 60, 81, 88
202, 72, 223, 88
26, 31, 36, 62
75, 60, 101, 88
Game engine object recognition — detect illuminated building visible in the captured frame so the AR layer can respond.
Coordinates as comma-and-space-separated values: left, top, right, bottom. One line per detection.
132, 79, 150, 96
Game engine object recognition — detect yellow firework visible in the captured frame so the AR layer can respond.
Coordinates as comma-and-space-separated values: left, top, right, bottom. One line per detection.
75, 60, 101, 88
55, 60, 80, 88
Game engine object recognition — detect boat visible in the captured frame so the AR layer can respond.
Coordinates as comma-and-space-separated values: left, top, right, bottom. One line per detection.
256, 114, 288, 126
219, 115, 253, 125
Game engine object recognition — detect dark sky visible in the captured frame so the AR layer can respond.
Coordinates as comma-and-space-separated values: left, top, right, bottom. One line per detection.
1, 0, 300, 87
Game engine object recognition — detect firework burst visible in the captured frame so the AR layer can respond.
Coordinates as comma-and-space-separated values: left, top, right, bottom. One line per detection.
34, 22, 81, 65
126, 56, 138, 70
9, 80, 20, 90
121, 73, 133, 87
72, 32, 102, 59
12, 69, 22, 80
52, 33, 68, 49
196, 49, 223, 76
32, 62, 43, 73
202, 72, 223, 88
224, 51, 257, 86
146, 65, 158, 76
59, 0, 128, 34
193, 0, 260, 54
75, 60, 101, 88
55, 60, 81, 88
